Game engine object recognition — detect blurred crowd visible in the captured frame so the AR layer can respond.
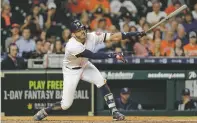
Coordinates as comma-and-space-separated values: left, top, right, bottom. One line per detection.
1, 0, 197, 69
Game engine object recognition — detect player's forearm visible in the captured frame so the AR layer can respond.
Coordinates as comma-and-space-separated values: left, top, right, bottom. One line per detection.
76, 49, 114, 59
109, 32, 143, 41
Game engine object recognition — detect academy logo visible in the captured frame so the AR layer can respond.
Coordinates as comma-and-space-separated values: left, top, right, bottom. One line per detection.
188, 71, 197, 79
148, 72, 185, 79
101, 71, 134, 80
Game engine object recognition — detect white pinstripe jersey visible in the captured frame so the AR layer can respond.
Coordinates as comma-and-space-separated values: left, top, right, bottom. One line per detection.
63, 32, 106, 68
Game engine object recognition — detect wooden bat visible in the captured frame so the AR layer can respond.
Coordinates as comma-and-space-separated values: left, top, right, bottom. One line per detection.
146, 5, 187, 33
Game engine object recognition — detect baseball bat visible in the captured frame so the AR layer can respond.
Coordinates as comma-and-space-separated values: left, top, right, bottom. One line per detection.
145, 4, 187, 33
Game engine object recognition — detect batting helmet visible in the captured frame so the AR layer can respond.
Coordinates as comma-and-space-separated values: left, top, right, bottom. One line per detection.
70, 20, 85, 33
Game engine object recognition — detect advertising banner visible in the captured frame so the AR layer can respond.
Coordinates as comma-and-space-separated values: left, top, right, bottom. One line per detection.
1, 72, 91, 116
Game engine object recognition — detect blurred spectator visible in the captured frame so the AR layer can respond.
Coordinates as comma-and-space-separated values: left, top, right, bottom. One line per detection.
183, 31, 197, 56
160, 31, 175, 56
52, 40, 64, 54
44, 2, 57, 30
136, 16, 146, 31
20, 4, 44, 37
175, 88, 197, 111
152, 29, 162, 41
62, 29, 71, 46
1, 3, 12, 28
133, 36, 149, 57
90, 7, 112, 30
16, 28, 36, 57
119, 12, 136, 32
151, 39, 162, 56
175, 25, 188, 45
1, 44, 26, 70
166, 20, 178, 34
192, 3, 197, 20
182, 12, 197, 33
146, 1, 167, 26
108, 25, 117, 33
31, 4, 44, 29
67, 0, 88, 14
30, 39, 44, 59
5, 24, 20, 52
165, 1, 181, 15
88, 0, 110, 14
96, 18, 108, 32
110, 0, 137, 16
142, 22, 153, 39
42, 41, 52, 54
171, 38, 185, 56
40, 31, 47, 42
80, 12, 91, 31
115, 88, 142, 111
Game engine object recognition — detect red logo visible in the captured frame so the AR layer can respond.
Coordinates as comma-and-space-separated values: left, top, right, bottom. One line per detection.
95, 32, 102, 36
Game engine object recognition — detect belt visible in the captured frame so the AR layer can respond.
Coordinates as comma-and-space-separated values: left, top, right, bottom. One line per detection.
66, 66, 82, 70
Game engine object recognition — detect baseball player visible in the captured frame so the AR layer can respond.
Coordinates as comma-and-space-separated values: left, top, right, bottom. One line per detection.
33, 20, 146, 121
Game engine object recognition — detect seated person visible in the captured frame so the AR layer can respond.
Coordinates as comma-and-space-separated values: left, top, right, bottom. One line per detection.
1, 44, 26, 70
175, 88, 197, 111
115, 87, 142, 111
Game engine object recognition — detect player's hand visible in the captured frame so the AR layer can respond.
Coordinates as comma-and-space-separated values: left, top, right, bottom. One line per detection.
136, 31, 146, 37
112, 52, 127, 63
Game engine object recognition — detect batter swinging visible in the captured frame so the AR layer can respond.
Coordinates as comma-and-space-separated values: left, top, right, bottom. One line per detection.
33, 20, 146, 121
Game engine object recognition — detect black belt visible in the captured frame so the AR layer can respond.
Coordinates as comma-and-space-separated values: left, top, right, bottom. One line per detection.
66, 66, 82, 70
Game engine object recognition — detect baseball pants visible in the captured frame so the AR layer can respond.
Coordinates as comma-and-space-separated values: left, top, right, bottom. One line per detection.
61, 61, 105, 110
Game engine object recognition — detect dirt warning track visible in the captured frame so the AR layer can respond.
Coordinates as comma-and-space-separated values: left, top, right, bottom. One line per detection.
1, 116, 197, 123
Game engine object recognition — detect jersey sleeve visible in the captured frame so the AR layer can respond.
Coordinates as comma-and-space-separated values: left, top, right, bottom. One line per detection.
66, 42, 85, 56
92, 32, 107, 44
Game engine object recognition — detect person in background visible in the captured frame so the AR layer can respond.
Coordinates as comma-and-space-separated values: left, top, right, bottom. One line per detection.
44, 2, 57, 30
152, 29, 162, 42
1, 44, 26, 70
1, 3, 12, 28
87, 0, 110, 14
67, 0, 88, 15
30, 39, 44, 59
175, 25, 188, 46
42, 41, 52, 54
115, 88, 142, 111
96, 18, 108, 32
5, 24, 21, 52
52, 40, 64, 54
16, 28, 36, 58
171, 38, 184, 57
165, 1, 181, 15
90, 7, 112, 31
192, 3, 197, 20
110, 0, 137, 16
184, 31, 197, 56
146, 1, 167, 26
160, 31, 175, 56
21, 5, 43, 38
151, 38, 162, 56
62, 29, 71, 46
31, 4, 44, 29
136, 16, 146, 31
175, 88, 197, 111
80, 12, 90, 31
133, 36, 149, 57
182, 12, 197, 33
142, 22, 153, 40
119, 12, 136, 32
40, 31, 47, 43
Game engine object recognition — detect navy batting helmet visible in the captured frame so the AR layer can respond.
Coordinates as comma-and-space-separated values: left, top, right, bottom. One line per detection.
70, 20, 85, 33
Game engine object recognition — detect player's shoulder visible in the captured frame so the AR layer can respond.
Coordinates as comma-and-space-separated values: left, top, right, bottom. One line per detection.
66, 37, 83, 49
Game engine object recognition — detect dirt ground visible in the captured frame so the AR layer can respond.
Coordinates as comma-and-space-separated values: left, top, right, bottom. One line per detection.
1, 116, 197, 123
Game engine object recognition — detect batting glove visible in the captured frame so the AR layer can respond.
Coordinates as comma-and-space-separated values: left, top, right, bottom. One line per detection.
111, 52, 127, 63
136, 31, 146, 37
